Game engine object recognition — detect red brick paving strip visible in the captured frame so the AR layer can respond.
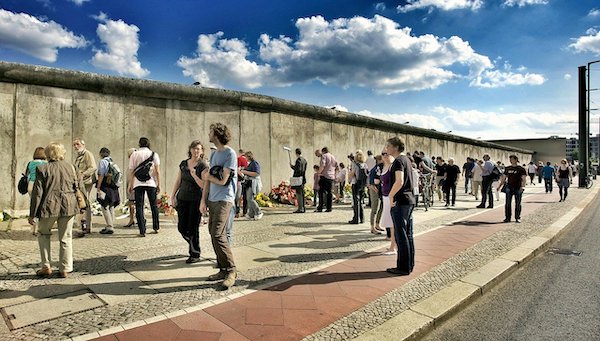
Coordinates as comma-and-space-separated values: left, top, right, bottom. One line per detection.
98, 194, 552, 341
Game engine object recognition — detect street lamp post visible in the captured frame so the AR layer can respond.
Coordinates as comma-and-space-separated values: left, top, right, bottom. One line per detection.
587, 60, 600, 184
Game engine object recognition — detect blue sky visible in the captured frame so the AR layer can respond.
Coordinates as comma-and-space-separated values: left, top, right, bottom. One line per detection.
1, 0, 600, 139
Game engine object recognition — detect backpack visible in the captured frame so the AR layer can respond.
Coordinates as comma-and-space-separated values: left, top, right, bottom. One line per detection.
134, 152, 154, 182
491, 165, 501, 181
17, 162, 30, 195
106, 161, 123, 187
355, 162, 368, 188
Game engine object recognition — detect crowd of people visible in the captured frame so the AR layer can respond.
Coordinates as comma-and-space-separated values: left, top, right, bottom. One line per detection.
23, 130, 578, 285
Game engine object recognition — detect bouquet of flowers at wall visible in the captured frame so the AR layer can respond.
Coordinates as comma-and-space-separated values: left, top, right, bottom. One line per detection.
90, 201, 103, 216
344, 183, 352, 196
269, 181, 296, 205
156, 193, 174, 215
304, 186, 314, 203
256, 192, 275, 208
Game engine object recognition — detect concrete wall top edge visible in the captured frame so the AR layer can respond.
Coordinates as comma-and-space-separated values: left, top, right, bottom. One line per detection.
0, 61, 532, 154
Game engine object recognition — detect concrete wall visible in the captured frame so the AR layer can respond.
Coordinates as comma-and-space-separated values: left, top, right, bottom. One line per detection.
0, 62, 533, 210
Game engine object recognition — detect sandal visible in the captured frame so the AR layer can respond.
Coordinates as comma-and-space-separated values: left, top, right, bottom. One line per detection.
124, 221, 135, 227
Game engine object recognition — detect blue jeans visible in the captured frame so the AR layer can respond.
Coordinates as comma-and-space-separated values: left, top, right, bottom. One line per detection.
504, 187, 523, 221
134, 186, 159, 235
391, 204, 415, 273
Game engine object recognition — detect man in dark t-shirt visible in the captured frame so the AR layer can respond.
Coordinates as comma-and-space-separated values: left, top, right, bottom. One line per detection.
498, 155, 527, 223
385, 137, 415, 276
443, 158, 461, 206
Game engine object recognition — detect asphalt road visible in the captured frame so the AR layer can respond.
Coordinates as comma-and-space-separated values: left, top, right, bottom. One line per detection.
422, 192, 600, 341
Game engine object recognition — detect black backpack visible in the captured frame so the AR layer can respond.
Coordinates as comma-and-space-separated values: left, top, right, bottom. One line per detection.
491, 165, 501, 181
134, 152, 154, 182
355, 162, 368, 188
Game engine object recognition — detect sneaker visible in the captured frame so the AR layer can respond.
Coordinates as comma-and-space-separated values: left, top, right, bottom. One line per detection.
503, 218, 511, 223
208, 270, 227, 281
99, 228, 114, 235
386, 267, 410, 276
255, 213, 264, 220
222, 271, 237, 289
137, 233, 146, 237
515, 219, 521, 223
186, 257, 200, 264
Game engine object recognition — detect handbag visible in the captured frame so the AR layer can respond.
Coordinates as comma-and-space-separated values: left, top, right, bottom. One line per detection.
71, 166, 87, 210
17, 162, 31, 195
290, 176, 303, 187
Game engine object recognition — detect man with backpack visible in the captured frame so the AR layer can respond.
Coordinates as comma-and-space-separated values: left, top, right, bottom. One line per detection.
477, 154, 496, 209
96, 147, 121, 235
128, 137, 161, 237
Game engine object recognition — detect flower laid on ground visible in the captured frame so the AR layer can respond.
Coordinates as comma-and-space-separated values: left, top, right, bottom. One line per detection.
256, 192, 274, 208
344, 183, 352, 195
269, 181, 296, 205
157, 192, 174, 215
90, 201, 103, 216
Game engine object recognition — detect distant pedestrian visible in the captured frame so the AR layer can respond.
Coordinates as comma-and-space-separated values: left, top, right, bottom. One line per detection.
462, 157, 474, 194
73, 138, 96, 237
477, 154, 495, 209
527, 162, 537, 185
96, 148, 121, 235
26, 147, 47, 195
498, 155, 527, 223
366, 150, 376, 207
349, 150, 367, 224
335, 163, 347, 203
368, 155, 383, 232
472, 159, 483, 201
386, 137, 416, 276
537, 161, 544, 184
236, 149, 249, 217
444, 158, 460, 207
316, 147, 337, 212
171, 140, 208, 264
312, 165, 320, 207
557, 159, 572, 202
290, 148, 307, 213
240, 151, 263, 220
542, 162, 555, 193
200, 123, 237, 289
128, 137, 161, 237
434, 157, 447, 202
124, 148, 137, 228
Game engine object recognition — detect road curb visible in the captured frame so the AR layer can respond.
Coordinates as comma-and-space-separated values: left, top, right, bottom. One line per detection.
354, 185, 599, 341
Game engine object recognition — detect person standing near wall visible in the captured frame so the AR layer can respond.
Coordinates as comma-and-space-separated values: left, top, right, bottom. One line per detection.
73, 138, 96, 237
290, 148, 307, 213
96, 148, 121, 235
200, 123, 237, 289
444, 158, 461, 207
434, 157, 446, 202
240, 151, 263, 220
172, 140, 207, 264
477, 154, 495, 209
348, 150, 367, 224
498, 155, 527, 223
316, 147, 337, 212
128, 137, 161, 237
472, 159, 483, 201
28, 142, 86, 278
236, 149, 249, 217
462, 157, 474, 194
124, 148, 137, 228
365, 150, 376, 208
368, 155, 383, 233
27, 147, 47, 195
386, 137, 416, 276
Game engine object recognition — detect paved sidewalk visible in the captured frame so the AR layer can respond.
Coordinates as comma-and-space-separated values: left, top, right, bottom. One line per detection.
0, 182, 595, 341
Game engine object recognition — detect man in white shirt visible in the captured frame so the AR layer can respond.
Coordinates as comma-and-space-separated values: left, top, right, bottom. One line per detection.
128, 137, 161, 237
476, 154, 495, 209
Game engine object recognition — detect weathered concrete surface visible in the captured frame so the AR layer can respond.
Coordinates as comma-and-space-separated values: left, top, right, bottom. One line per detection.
0, 61, 534, 210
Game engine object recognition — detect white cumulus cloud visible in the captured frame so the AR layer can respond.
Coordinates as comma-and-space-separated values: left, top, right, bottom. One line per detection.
358, 106, 575, 140
569, 28, 600, 56
503, 0, 548, 7
589, 8, 600, 17
564, 73, 572, 80
179, 15, 542, 93
397, 0, 483, 13
0, 8, 87, 62
91, 12, 149, 78
69, 0, 90, 5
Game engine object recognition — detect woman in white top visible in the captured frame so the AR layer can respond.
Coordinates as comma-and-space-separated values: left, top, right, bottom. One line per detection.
472, 160, 483, 201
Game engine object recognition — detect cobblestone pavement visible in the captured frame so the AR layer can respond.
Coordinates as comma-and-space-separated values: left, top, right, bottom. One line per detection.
0, 183, 591, 340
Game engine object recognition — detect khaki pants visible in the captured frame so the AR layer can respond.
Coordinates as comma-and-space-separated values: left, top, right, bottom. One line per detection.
207, 201, 236, 272
37, 215, 74, 272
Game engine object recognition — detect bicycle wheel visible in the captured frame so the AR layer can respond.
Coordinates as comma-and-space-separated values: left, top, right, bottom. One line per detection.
586, 178, 593, 189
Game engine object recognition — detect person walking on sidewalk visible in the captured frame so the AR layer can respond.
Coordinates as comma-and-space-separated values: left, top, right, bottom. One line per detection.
172, 140, 208, 264
200, 123, 237, 289
240, 151, 263, 220
472, 159, 483, 201
477, 154, 495, 209
386, 137, 416, 276
527, 161, 537, 185
557, 159, 572, 202
498, 155, 527, 223
542, 161, 555, 193
28, 142, 86, 279
290, 148, 307, 213
128, 137, 161, 237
